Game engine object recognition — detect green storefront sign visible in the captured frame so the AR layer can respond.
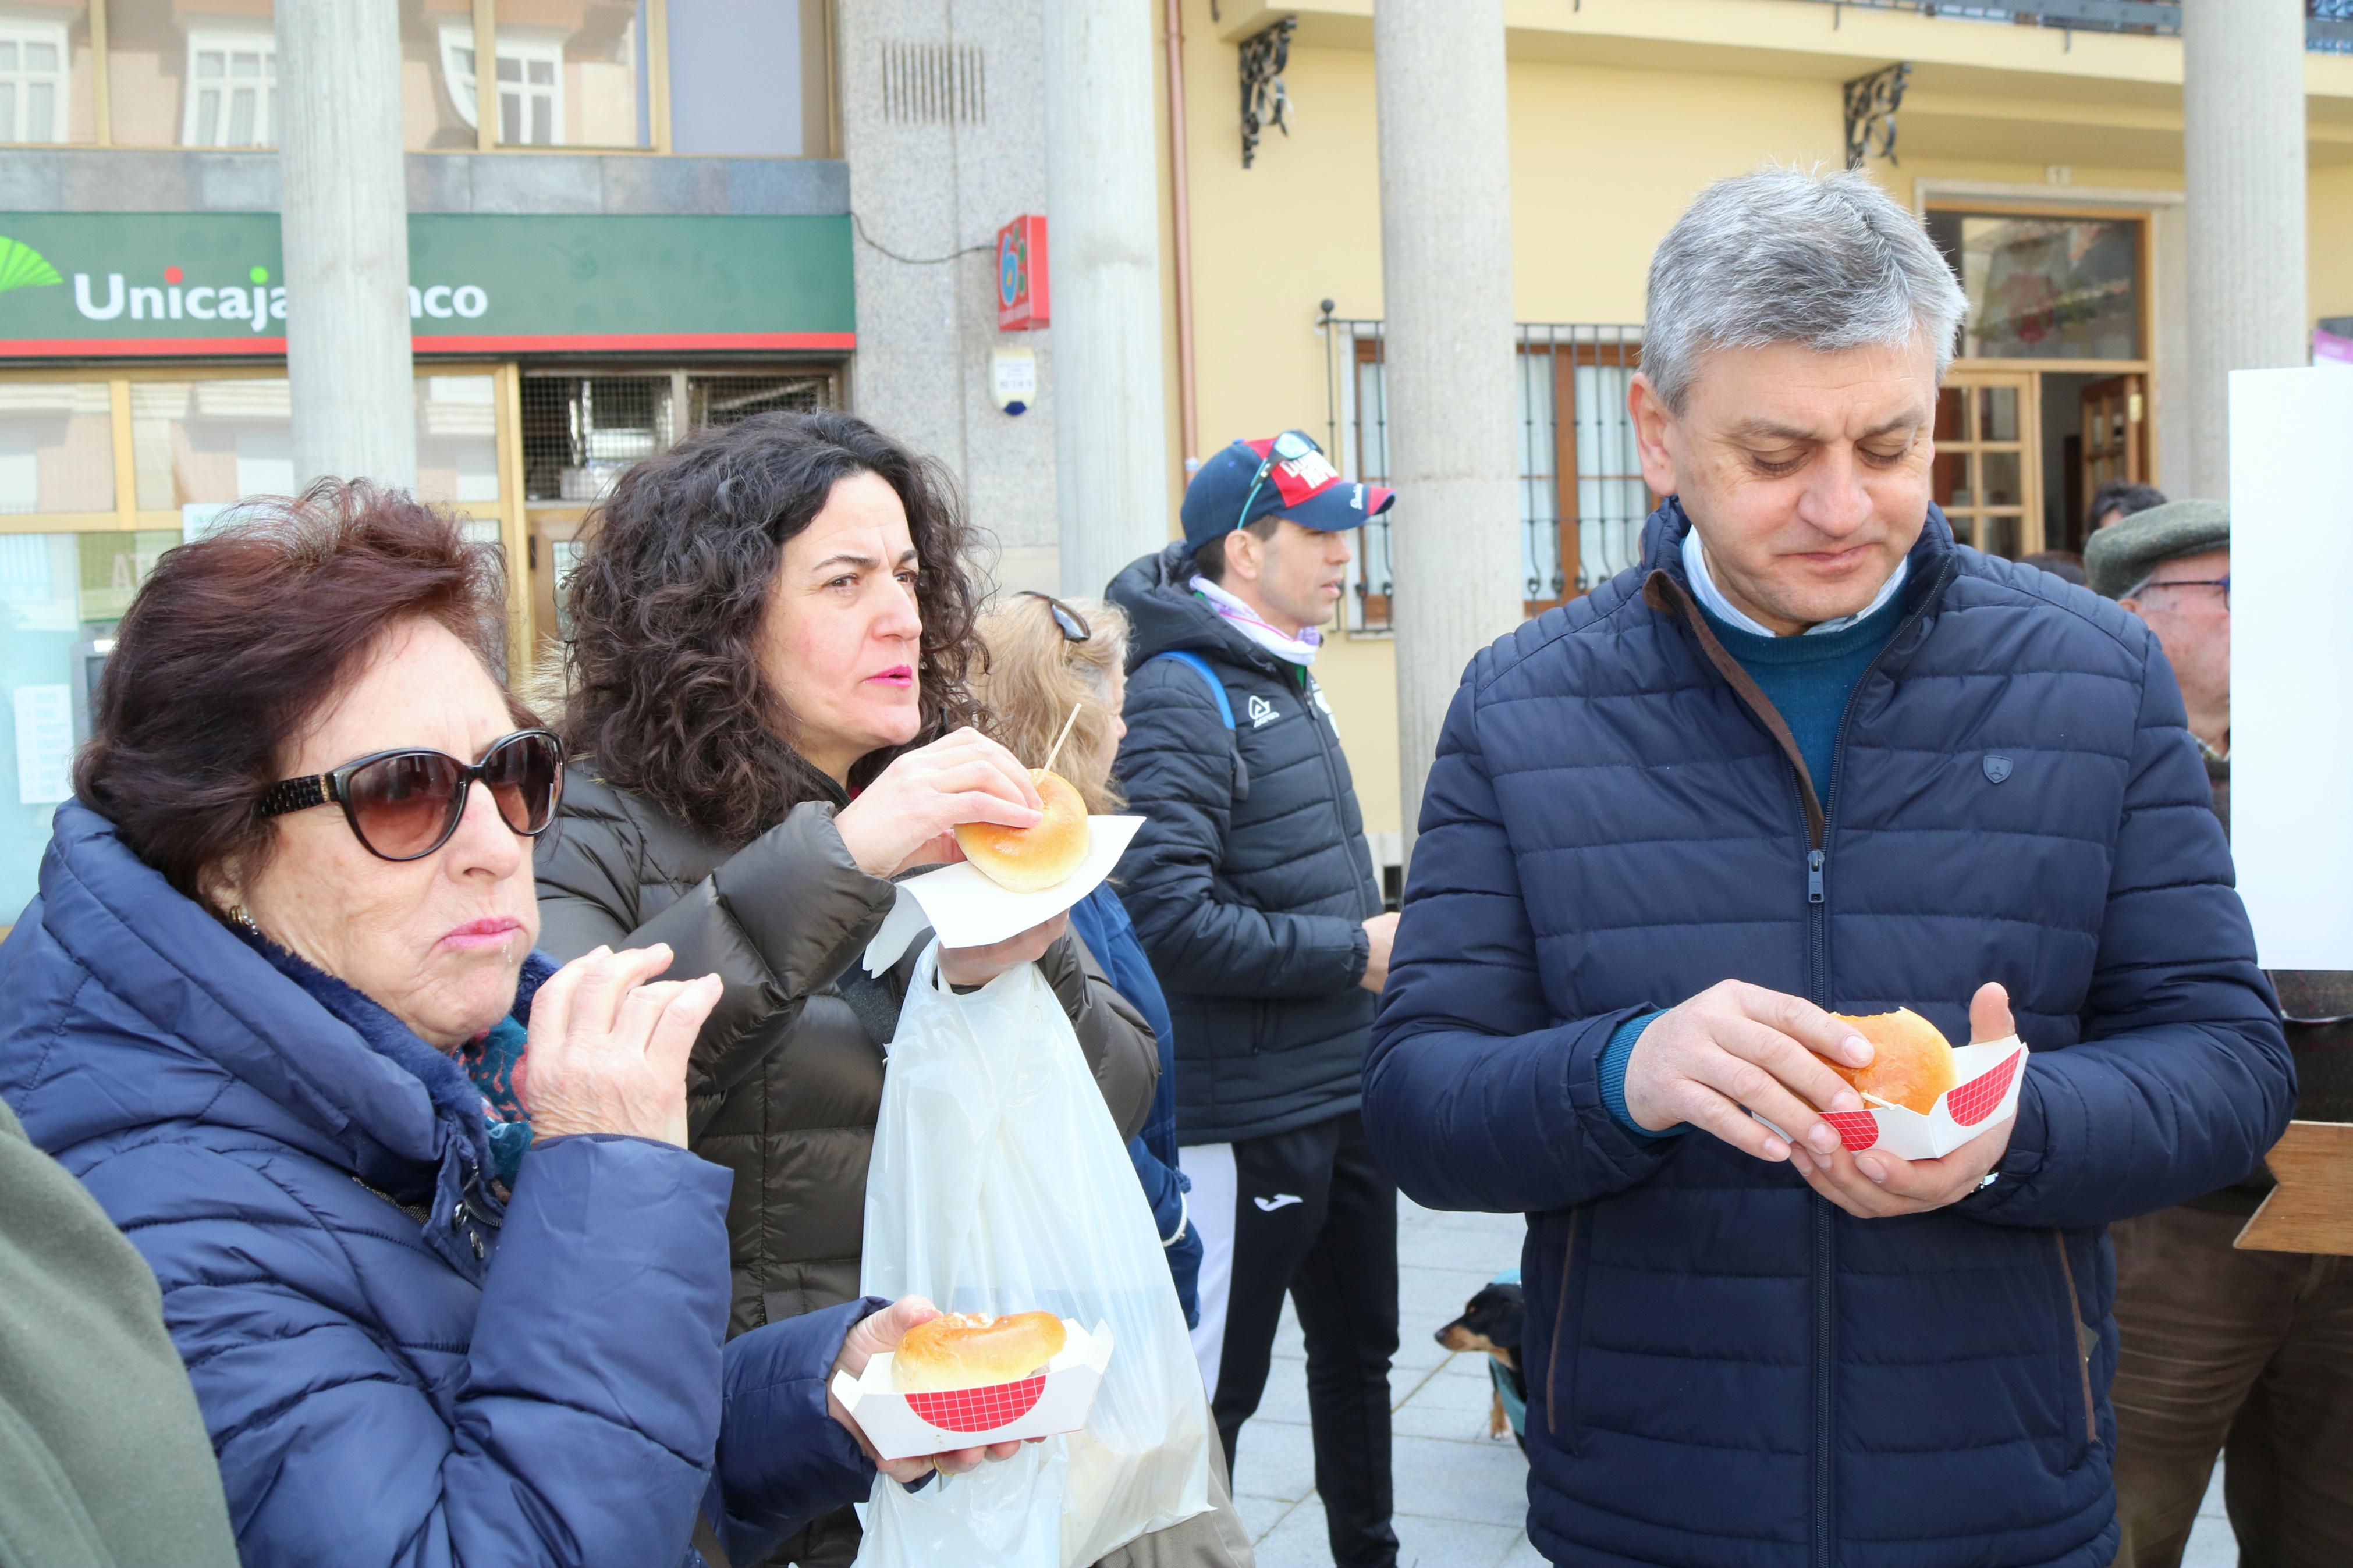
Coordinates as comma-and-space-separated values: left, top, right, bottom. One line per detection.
0, 212, 854, 355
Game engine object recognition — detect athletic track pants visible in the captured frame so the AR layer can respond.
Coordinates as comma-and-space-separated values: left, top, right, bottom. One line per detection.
1180, 1108, 1399, 1568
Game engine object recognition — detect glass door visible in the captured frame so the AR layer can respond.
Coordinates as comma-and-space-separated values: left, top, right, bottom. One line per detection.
1934, 371, 2041, 558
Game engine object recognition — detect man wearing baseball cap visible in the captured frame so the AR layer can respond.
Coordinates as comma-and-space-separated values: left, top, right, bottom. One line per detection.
2089, 500, 2353, 1567
1107, 431, 1402, 1568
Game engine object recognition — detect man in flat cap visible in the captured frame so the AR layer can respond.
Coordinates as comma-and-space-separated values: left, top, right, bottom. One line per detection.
2092, 499, 2353, 1568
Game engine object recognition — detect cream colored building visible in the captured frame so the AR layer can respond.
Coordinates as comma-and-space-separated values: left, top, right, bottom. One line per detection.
1155, 0, 2353, 862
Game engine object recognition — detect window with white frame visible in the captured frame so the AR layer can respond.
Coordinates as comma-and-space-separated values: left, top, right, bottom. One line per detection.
1326, 319, 1652, 631
183, 30, 276, 148
438, 23, 566, 146
0, 21, 69, 144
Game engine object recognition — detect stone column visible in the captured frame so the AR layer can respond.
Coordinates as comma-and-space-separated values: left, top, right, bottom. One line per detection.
1043, 0, 1172, 597
1374, 0, 1522, 854
837, 1, 1059, 596
2182, 0, 2308, 498
275, 0, 416, 489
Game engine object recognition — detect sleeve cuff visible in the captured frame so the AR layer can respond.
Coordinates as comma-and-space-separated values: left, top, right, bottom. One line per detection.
1598, 1010, 1683, 1139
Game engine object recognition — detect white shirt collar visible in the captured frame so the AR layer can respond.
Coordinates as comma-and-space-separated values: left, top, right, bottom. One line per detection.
1681, 527, 1908, 637
1188, 575, 1322, 666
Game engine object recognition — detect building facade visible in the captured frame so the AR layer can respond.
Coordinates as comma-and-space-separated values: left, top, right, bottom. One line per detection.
7, 0, 2353, 913
0, 0, 1066, 918
1169, 0, 2353, 862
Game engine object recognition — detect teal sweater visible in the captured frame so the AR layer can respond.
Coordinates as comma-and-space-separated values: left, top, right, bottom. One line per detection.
1598, 591, 1907, 1133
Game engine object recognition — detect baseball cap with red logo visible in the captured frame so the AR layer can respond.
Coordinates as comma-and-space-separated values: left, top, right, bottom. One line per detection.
1179, 431, 1397, 547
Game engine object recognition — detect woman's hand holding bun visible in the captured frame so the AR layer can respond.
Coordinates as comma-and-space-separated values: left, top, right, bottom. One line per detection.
826, 1295, 1031, 1485
833, 727, 1042, 879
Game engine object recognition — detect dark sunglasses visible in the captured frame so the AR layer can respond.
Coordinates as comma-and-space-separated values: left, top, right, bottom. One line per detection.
1237, 430, 1318, 532
258, 729, 565, 863
1020, 590, 1092, 642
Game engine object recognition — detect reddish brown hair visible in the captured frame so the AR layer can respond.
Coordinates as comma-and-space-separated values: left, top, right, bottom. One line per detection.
74, 478, 513, 902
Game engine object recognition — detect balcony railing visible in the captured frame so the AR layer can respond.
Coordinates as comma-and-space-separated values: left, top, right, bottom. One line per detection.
1783, 0, 2353, 51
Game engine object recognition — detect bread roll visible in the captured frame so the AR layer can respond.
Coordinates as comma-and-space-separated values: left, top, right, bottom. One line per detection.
1829, 1007, 1958, 1116
890, 1310, 1067, 1393
954, 768, 1089, 892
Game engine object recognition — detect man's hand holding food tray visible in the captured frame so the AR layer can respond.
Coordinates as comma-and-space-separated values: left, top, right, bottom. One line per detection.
1623, 980, 2025, 1219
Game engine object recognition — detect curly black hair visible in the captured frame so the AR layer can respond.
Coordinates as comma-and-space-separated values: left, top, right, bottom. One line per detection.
557, 410, 984, 849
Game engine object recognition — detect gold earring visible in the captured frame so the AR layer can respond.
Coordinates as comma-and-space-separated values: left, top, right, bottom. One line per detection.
228, 904, 259, 934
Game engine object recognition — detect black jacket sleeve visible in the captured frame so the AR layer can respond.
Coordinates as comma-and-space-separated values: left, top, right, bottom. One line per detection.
535, 798, 897, 1137
1112, 663, 1369, 1000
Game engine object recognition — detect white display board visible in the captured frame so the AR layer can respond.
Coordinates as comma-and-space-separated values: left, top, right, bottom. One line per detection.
2230, 367, 2353, 970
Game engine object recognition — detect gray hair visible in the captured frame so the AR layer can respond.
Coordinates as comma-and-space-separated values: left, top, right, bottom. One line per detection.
1642, 166, 1968, 413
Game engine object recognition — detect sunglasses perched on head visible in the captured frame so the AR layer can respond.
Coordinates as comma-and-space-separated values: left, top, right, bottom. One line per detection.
1019, 590, 1092, 642
1237, 431, 1318, 532
257, 729, 565, 863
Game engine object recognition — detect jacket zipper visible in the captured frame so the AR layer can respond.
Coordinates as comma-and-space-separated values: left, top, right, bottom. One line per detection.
1651, 554, 1957, 1568
2053, 1232, 2098, 1447
1804, 567, 1950, 1568
1545, 1208, 1581, 1437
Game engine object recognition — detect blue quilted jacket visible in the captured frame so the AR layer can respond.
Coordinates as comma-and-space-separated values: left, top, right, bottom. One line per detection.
1364, 504, 2293, 1568
0, 802, 883, 1568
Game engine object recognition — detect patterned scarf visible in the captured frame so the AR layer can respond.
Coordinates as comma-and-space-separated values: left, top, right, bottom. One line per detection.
454, 1016, 535, 1192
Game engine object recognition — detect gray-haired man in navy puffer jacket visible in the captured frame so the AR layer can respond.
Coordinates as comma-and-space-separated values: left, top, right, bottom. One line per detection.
1365, 167, 2294, 1568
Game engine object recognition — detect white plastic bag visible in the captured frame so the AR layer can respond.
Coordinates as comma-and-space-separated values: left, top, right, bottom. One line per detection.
853, 945, 1212, 1567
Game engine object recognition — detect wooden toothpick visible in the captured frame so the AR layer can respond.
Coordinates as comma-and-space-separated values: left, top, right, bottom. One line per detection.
1041, 702, 1083, 775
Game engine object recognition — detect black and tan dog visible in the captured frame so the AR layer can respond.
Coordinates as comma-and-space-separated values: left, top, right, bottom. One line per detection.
1435, 1281, 1527, 1448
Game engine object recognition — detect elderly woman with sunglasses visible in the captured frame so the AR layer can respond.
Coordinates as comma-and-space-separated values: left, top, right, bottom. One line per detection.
0, 482, 1004, 1568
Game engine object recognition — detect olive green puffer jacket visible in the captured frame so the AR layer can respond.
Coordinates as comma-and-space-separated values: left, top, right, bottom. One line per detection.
535, 766, 1160, 1337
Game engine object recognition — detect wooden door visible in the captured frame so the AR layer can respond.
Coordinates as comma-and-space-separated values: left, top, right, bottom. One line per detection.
2081, 373, 2147, 493
529, 513, 592, 660
1933, 370, 2042, 559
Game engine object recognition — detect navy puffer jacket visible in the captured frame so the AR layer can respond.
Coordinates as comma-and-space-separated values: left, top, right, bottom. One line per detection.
1109, 543, 1384, 1145
0, 802, 883, 1568
1364, 506, 2292, 1568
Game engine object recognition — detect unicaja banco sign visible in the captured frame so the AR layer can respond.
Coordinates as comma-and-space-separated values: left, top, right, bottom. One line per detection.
73, 267, 487, 329
0, 212, 856, 357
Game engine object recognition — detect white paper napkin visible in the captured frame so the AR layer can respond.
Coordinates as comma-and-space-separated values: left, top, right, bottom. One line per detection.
862, 815, 1146, 973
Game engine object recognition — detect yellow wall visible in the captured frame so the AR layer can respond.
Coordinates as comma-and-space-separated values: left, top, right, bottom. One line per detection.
1166, 0, 2352, 838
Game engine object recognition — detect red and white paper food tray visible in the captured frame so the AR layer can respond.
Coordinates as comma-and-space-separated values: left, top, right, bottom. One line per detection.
828, 1318, 1113, 1463
1816, 1036, 2031, 1160
861, 816, 1147, 971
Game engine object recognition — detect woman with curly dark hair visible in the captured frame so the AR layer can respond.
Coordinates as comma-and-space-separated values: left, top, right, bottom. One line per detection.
535, 411, 1161, 1567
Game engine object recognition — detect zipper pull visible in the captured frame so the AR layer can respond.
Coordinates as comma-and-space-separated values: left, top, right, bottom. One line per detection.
1807, 849, 1825, 905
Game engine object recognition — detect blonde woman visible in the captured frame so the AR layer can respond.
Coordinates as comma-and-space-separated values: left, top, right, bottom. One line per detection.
972, 591, 1253, 1568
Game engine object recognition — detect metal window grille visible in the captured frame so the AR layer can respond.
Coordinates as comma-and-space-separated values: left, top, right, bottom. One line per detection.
1323, 317, 1653, 632
520, 368, 842, 502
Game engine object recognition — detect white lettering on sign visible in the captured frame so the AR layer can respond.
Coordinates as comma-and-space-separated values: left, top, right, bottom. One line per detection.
72, 271, 481, 329
73, 273, 123, 319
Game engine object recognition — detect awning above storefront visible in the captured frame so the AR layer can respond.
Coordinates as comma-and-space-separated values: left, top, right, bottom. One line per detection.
0, 212, 856, 358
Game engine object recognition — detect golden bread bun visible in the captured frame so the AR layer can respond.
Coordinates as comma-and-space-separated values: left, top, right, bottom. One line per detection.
890, 1310, 1067, 1393
953, 769, 1089, 892
1828, 1008, 1958, 1115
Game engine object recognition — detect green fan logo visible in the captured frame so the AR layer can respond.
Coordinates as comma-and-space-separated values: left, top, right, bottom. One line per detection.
0, 236, 64, 296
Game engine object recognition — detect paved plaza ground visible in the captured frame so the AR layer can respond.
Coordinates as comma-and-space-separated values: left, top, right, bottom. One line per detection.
1230, 1197, 2239, 1568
